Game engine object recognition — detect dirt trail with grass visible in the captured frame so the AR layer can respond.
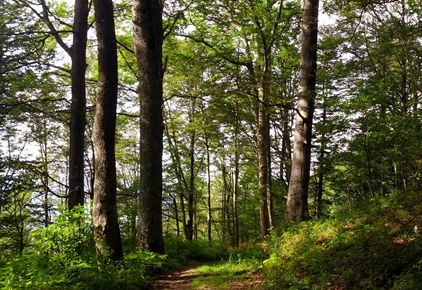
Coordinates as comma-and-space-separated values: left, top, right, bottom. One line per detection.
144, 263, 264, 289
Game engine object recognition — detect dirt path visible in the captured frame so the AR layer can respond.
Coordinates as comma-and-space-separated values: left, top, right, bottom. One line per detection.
143, 264, 264, 289
145, 265, 201, 289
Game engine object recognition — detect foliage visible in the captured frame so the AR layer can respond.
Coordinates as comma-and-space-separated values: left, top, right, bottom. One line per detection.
263, 192, 422, 289
0, 157, 42, 255
0, 206, 167, 289
164, 237, 227, 266
0, 250, 166, 289
190, 255, 262, 289
0, 234, 265, 289
3, 0, 422, 288
33, 205, 93, 262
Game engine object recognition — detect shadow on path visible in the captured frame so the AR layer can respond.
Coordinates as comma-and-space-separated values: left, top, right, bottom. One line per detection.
141, 264, 263, 289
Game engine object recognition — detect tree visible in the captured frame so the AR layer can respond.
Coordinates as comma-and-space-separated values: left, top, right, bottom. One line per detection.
5, 0, 90, 209
131, 0, 165, 254
285, 0, 319, 223
68, 0, 89, 209
92, 0, 123, 261
321, 0, 422, 204
181, 0, 301, 238
0, 158, 40, 254
0, 0, 72, 248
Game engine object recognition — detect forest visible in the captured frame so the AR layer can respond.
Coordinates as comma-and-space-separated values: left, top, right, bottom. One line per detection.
1, 0, 422, 289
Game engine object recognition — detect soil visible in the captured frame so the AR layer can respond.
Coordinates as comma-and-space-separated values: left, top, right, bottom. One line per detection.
142, 264, 264, 290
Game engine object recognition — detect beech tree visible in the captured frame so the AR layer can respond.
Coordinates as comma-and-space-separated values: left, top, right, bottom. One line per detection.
1, 0, 70, 242
92, 0, 123, 261
182, 0, 301, 238
320, 0, 422, 205
285, 0, 319, 223
131, 0, 165, 254
68, 0, 89, 209
11, 0, 90, 209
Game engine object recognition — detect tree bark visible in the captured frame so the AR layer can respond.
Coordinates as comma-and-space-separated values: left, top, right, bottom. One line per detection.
170, 193, 180, 236
315, 96, 326, 219
221, 164, 227, 244
282, 106, 293, 184
131, 0, 165, 254
92, 0, 123, 261
285, 0, 319, 223
187, 99, 196, 241
222, 164, 232, 243
257, 81, 271, 238
39, 120, 49, 228
232, 100, 240, 247
204, 133, 212, 242
68, 0, 88, 210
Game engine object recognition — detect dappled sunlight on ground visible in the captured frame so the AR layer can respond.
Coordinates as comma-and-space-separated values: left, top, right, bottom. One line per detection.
144, 264, 264, 289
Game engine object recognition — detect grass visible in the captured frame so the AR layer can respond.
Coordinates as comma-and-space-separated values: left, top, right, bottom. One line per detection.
154, 192, 422, 289
188, 255, 262, 289
5, 193, 422, 289
262, 191, 422, 289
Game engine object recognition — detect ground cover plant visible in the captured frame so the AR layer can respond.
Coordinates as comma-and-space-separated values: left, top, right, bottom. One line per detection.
189, 254, 262, 289
263, 192, 422, 289
0, 206, 167, 289
0, 208, 263, 289
3, 193, 422, 290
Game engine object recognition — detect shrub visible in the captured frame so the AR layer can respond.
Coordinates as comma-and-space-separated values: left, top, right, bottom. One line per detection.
165, 237, 227, 266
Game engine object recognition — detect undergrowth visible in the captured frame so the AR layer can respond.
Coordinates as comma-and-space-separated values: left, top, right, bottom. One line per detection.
0, 205, 246, 289
0, 238, 234, 289
263, 192, 422, 289
189, 253, 262, 289
5, 192, 422, 289
0, 206, 167, 289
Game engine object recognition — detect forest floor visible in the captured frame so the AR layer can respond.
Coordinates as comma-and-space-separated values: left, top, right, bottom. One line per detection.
143, 263, 264, 289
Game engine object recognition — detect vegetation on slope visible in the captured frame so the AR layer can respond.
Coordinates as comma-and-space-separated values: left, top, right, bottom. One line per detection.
263, 192, 422, 289
2, 191, 422, 289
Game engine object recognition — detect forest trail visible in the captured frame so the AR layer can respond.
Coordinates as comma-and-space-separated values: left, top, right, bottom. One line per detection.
144, 263, 264, 289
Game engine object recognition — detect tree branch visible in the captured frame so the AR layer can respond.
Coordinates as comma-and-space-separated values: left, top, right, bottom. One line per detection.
177, 34, 253, 69
15, 0, 72, 56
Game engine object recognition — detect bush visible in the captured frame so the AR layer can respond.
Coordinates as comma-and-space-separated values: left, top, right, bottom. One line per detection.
33, 205, 94, 262
0, 205, 168, 289
0, 249, 168, 289
164, 237, 227, 266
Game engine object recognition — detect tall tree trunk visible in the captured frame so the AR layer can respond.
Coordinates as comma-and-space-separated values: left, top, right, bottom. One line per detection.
68, 0, 88, 210
170, 193, 180, 236
92, 0, 123, 261
41, 122, 49, 228
222, 164, 232, 243
285, 0, 319, 223
221, 164, 227, 244
180, 190, 188, 239
266, 115, 273, 229
204, 133, 212, 242
257, 83, 271, 238
232, 100, 240, 247
315, 96, 326, 219
282, 106, 293, 184
131, 0, 164, 254
187, 101, 196, 241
